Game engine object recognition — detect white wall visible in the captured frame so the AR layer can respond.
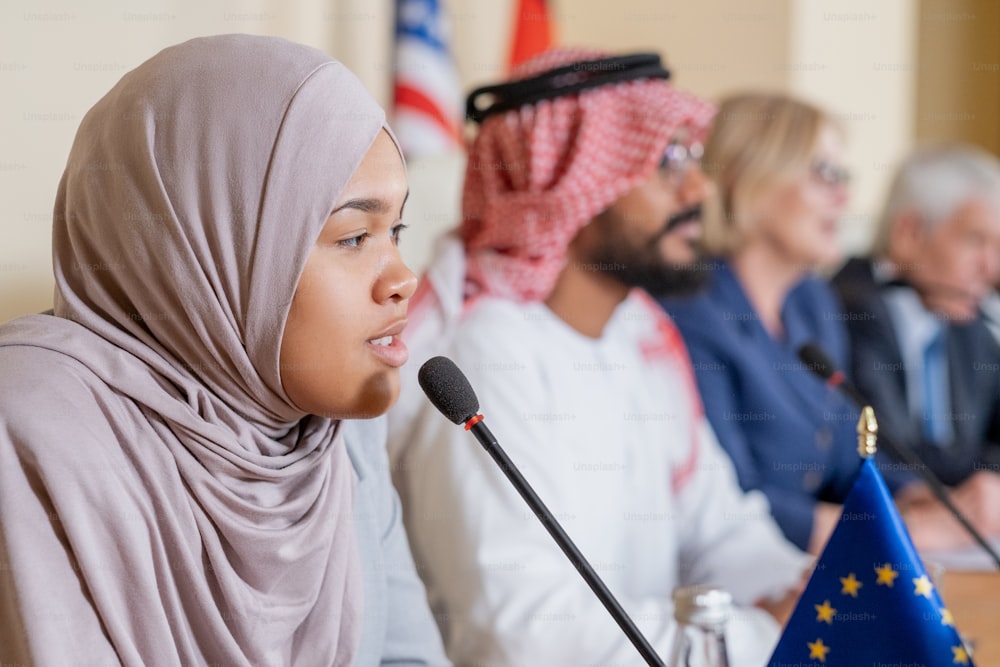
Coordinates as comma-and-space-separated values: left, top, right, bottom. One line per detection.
789, 0, 917, 254
0, 0, 391, 322
0, 0, 920, 322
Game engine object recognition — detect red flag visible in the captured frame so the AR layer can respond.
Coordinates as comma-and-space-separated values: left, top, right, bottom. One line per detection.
507, 0, 555, 73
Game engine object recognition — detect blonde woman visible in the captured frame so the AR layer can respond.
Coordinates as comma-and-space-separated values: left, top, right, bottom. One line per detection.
661, 92, 867, 554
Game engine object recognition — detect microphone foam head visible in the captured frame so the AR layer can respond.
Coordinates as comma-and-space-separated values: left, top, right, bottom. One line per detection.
418, 356, 481, 424
796, 342, 835, 380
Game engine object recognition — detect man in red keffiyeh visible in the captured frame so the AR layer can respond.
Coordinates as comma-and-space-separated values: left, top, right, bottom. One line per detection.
388, 48, 809, 666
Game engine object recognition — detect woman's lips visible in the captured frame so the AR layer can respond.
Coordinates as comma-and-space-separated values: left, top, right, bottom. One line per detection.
366, 334, 408, 367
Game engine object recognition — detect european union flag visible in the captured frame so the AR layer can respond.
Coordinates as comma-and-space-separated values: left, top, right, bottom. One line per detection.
769, 458, 973, 666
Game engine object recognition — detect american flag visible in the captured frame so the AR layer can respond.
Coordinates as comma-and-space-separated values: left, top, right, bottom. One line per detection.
392, 0, 462, 157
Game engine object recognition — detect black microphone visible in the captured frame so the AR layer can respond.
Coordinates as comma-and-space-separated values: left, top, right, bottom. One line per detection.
797, 342, 1000, 569
797, 343, 870, 407
418, 356, 667, 667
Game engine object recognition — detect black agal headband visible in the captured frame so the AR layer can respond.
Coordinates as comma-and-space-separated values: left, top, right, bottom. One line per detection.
465, 53, 671, 124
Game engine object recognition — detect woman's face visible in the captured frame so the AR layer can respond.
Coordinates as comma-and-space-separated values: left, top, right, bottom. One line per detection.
279, 130, 416, 419
745, 124, 849, 270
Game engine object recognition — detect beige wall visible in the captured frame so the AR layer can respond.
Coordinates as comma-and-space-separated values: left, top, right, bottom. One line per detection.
403, 0, 916, 273
0, 0, 926, 322
915, 0, 1000, 154
789, 0, 917, 253
559, 0, 795, 97
0, 0, 390, 322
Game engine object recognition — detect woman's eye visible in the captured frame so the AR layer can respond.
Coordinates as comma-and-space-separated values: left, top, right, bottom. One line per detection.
337, 232, 369, 249
391, 223, 409, 245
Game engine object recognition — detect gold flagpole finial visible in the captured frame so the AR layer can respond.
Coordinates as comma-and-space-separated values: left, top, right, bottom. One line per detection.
857, 406, 878, 458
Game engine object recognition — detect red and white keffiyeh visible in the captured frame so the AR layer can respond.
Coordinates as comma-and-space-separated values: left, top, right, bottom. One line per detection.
459, 47, 716, 302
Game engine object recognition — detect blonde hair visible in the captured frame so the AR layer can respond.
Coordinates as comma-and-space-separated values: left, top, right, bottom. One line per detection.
701, 92, 835, 256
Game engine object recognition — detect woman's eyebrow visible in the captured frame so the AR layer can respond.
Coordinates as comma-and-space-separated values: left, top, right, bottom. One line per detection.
332, 190, 410, 217
332, 197, 390, 214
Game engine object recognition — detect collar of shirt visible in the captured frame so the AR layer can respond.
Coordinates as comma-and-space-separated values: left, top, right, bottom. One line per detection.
878, 276, 947, 423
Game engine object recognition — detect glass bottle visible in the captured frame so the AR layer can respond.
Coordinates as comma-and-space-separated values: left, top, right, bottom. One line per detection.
667, 584, 732, 667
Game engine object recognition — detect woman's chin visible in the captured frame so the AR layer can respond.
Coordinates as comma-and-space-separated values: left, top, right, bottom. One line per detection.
343, 380, 400, 421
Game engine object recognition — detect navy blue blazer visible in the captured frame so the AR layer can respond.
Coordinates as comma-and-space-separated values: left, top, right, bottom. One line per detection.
661, 261, 863, 550
831, 257, 1000, 488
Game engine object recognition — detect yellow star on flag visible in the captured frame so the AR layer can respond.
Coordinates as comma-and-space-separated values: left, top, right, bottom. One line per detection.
952, 644, 970, 664
840, 572, 862, 597
940, 608, 954, 627
814, 599, 836, 624
808, 638, 831, 662
874, 563, 898, 587
913, 574, 934, 599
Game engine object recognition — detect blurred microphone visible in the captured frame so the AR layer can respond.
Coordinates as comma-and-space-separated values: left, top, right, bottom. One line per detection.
798, 344, 867, 408
418, 356, 667, 667
797, 342, 1000, 569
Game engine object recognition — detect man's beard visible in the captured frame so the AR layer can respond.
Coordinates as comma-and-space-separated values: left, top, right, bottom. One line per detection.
585, 205, 711, 298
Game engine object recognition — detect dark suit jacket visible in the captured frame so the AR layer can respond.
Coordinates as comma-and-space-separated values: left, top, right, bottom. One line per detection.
830, 257, 1000, 488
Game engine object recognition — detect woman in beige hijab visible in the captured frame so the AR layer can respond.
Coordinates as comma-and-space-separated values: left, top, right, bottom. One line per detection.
0, 34, 448, 666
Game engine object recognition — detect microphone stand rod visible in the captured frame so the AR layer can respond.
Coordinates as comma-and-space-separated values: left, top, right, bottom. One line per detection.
466, 416, 668, 667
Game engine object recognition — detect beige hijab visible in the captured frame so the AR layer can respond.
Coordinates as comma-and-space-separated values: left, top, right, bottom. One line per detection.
0, 34, 383, 665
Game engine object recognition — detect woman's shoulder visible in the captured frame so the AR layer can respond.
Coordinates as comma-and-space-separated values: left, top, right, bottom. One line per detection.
0, 339, 99, 406
790, 272, 840, 302
786, 274, 844, 322
0, 321, 126, 459
661, 280, 746, 347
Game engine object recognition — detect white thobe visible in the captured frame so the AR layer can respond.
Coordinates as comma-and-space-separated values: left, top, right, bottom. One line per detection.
389, 269, 808, 667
